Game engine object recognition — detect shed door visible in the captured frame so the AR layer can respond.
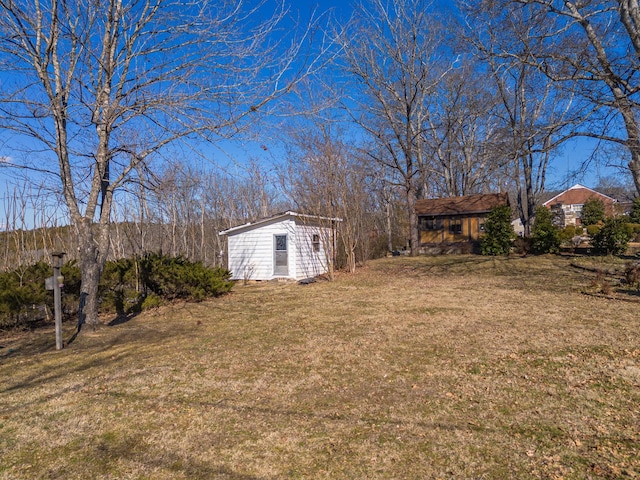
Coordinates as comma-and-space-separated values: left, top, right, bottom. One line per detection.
274, 234, 288, 276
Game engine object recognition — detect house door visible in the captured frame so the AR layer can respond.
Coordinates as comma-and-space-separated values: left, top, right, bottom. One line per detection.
274, 234, 288, 276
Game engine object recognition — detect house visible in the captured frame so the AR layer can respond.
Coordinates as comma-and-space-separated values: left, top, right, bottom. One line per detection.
415, 192, 510, 253
542, 184, 616, 227
218, 211, 341, 281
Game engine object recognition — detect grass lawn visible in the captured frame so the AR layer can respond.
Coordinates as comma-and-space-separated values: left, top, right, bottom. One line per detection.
1, 254, 639, 479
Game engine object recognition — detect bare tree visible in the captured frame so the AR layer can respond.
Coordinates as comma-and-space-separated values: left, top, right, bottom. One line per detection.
281, 120, 372, 273
463, 0, 582, 234
511, 0, 640, 196
422, 62, 507, 197
0, 0, 325, 325
339, 0, 453, 255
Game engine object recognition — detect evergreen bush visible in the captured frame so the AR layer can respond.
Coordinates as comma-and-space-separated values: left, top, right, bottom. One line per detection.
0, 254, 233, 328
586, 224, 602, 237
531, 206, 561, 254
559, 225, 579, 243
140, 253, 233, 302
481, 205, 515, 256
581, 197, 606, 226
591, 217, 633, 255
99, 258, 141, 314
629, 197, 640, 224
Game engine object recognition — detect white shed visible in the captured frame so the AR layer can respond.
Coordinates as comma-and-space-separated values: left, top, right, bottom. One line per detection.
219, 211, 341, 281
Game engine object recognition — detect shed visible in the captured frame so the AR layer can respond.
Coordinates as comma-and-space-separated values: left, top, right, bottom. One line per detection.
218, 211, 341, 281
415, 193, 510, 252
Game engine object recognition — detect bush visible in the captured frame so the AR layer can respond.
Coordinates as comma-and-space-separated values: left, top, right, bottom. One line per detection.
586, 224, 602, 237
581, 197, 606, 226
626, 223, 640, 242
591, 217, 634, 255
630, 197, 640, 224
99, 258, 141, 314
0, 260, 82, 328
481, 205, 516, 256
625, 262, 640, 290
512, 236, 532, 255
140, 253, 233, 301
559, 225, 579, 242
0, 254, 233, 328
141, 292, 163, 310
531, 206, 561, 254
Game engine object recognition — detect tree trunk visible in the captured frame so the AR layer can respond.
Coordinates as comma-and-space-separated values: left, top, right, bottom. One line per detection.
76, 220, 104, 326
407, 187, 420, 256
386, 199, 393, 253
630, 148, 640, 196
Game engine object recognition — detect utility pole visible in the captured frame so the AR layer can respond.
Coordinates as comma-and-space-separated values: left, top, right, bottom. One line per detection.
51, 252, 65, 350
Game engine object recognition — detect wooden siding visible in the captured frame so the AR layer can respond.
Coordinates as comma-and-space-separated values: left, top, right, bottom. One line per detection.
419, 214, 486, 245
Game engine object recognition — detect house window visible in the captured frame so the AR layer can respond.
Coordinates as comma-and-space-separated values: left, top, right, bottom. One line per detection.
449, 218, 462, 234
312, 234, 320, 252
420, 217, 441, 230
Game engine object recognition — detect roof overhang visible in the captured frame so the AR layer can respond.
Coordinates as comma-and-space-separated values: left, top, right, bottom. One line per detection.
219, 211, 342, 236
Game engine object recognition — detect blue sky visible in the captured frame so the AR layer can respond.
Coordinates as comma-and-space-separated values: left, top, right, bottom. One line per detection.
0, 0, 631, 230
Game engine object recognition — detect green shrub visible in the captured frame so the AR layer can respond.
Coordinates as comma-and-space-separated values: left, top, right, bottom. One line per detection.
591, 217, 634, 255
0, 262, 50, 328
481, 205, 516, 256
141, 292, 163, 310
0, 254, 233, 329
581, 197, 606, 226
531, 206, 561, 254
586, 224, 602, 237
140, 253, 233, 301
630, 197, 640, 224
99, 258, 141, 314
624, 223, 640, 242
559, 225, 579, 242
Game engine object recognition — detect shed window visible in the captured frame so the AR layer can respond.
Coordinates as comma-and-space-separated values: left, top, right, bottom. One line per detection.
312, 234, 320, 252
420, 217, 441, 230
449, 218, 462, 234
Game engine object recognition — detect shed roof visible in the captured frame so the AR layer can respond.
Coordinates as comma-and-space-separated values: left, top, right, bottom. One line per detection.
218, 211, 342, 236
415, 193, 509, 217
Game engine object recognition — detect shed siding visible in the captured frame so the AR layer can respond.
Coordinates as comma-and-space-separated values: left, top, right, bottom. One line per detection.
419, 214, 487, 245
227, 218, 297, 281
294, 222, 332, 279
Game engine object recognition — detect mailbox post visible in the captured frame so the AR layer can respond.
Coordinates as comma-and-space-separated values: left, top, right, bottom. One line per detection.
52, 252, 65, 350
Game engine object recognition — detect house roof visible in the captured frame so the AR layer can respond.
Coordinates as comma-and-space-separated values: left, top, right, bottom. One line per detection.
218, 211, 342, 236
542, 184, 616, 207
415, 192, 509, 216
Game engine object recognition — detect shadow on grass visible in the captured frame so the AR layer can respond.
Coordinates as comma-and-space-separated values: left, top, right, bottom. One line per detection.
377, 254, 502, 277
107, 311, 140, 327
45, 430, 270, 480
0, 342, 135, 397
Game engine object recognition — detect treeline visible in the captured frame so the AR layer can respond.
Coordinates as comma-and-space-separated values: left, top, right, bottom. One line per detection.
1, 160, 402, 274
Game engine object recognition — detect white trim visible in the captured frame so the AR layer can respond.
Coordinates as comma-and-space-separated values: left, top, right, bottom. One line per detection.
543, 184, 617, 206
219, 211, 342, 236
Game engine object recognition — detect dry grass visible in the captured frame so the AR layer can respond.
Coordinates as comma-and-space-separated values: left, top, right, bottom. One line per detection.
1, 255, 639, 479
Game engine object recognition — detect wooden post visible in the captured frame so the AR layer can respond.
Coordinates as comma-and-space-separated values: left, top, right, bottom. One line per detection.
52, 252, 65, 350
